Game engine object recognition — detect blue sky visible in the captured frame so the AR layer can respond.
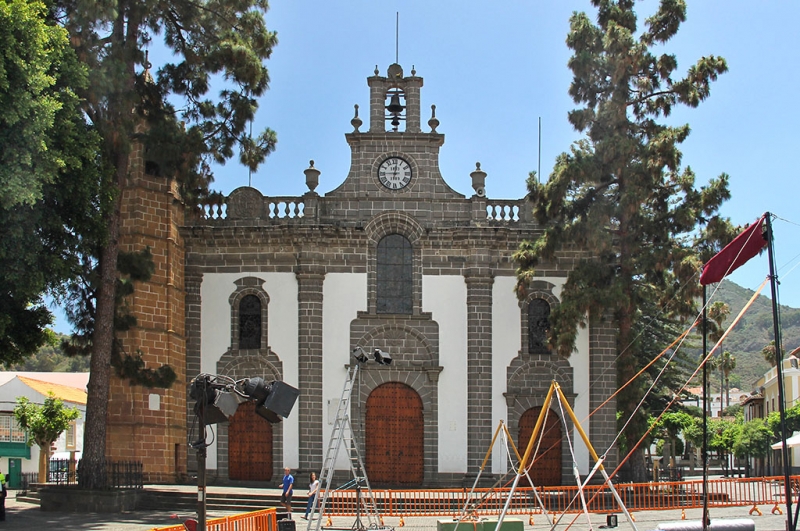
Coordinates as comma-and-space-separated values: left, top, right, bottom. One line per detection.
48, 1, 800, 332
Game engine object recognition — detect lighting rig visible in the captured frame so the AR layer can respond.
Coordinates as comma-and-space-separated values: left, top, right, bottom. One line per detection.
188, 374, 300, 531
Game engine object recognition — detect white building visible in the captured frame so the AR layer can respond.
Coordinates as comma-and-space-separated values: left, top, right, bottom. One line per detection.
0, 372, 88, 488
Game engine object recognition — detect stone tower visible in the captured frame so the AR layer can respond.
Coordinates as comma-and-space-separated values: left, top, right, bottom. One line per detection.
105, 138, 188, 482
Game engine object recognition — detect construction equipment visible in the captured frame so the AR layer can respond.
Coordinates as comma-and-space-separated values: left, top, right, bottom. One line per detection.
309, 348, 384, 531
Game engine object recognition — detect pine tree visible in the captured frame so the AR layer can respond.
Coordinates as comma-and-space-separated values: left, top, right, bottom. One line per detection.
0, 0, 108, 364
54, 0, 278, 488
514, 0, 732, 482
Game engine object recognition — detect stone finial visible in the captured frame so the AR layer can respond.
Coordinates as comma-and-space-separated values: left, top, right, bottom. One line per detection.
351, 104, 362, 133
428, 104, 439, 133
374, 65, 380, 76
411, 65, 416, 76
471, 162, 487, 196
304, 160, 320, 193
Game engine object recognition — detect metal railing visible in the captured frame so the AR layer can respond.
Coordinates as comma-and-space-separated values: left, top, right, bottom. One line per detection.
19, 459, 143, 490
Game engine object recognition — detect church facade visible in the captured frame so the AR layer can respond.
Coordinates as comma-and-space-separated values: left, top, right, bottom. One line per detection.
108, 63, 618, 487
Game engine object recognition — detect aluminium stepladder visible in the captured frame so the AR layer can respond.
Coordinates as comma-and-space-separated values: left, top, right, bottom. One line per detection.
309, 351, 383, 531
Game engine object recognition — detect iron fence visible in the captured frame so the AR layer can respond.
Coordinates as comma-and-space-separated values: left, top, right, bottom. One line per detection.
18, 459, 142, 491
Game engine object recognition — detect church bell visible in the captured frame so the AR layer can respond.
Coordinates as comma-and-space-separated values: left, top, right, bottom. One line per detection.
386, 93, 404, 115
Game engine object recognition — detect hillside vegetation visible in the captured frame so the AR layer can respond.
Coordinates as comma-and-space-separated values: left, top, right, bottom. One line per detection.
704, 282, 800, 391
4, 333, 90, 372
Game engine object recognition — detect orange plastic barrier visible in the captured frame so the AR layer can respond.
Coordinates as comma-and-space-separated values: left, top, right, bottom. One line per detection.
150, 507, 278, 531
320, 476, 798, 517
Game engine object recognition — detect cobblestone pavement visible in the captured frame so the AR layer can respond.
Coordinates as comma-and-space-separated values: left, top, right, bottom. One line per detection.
1, 490, 792, 531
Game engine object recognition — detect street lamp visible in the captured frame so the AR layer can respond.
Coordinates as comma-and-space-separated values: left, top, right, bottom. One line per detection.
188, 374, 299, 531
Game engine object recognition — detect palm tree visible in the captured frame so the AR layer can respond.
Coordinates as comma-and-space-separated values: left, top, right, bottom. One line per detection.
762, 341, 781, 367
719, 350, 737, 409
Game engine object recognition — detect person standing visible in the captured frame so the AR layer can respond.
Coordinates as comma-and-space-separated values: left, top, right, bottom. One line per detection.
302, 472, 319, 520
0, 468, 7, 521
281, 467, 294, 519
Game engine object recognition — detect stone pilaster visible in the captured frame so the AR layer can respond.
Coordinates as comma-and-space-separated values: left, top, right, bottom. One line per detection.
589, 311, 618, 471
464, 272, 494, 479
296, 266, 325, 473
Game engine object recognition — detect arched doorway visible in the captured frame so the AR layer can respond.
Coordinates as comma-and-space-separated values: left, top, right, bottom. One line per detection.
228, 400, 273, 481
518, 407, 562, 487
365, 382, 424, 486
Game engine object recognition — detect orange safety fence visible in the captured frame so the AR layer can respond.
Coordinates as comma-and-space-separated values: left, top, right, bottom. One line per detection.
149, 507, 278, 531
322, 476, 800, 517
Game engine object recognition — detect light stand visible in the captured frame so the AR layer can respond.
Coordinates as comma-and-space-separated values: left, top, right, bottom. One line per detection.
352, 480, 363, 531
189, 373, 300, 531
196, 439, 207, 531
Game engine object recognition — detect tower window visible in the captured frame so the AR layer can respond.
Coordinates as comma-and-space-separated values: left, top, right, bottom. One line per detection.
239, 294, 261, 349
377, 234, 412, 314
528, 299, 551, 354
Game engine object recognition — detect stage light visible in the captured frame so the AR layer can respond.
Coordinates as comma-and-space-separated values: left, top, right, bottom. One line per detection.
373, 349, 392, 365
351, 347, 368, 364
243, 378, 300, 424
190, 375, 237, 425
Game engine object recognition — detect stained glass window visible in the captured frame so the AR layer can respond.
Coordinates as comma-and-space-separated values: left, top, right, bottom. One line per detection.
377, 234, 413, 314
528, 299, 551, 354
239, 294, 261, 349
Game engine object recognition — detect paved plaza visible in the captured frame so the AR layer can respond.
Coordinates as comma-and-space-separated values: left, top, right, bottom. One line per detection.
0, 487, 792, 531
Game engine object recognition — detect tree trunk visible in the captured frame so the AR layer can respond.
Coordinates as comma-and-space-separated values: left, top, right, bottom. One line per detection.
37, 443, 50, 483
79, 150, 126, 489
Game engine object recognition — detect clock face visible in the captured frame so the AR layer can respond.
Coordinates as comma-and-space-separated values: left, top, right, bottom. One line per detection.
378, 157, 412, 190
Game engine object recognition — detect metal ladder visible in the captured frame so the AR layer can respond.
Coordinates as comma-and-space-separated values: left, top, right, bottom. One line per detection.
310, 354, 381, 531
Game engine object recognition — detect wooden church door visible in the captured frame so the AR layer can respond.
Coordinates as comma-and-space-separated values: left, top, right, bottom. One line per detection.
365, 382, 424, 486
228, 401, 273, 481
518, 407, 562, 487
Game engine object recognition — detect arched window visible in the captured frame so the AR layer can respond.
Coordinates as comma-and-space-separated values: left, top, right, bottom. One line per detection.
528, 299, 551, 354
376, 234, 412, 314
239, 294, 261, 349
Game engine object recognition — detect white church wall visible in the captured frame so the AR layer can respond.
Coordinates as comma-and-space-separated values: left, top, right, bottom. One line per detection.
571, 321, 591, 474
422, 275, 468, 473
322, 273, 368, 470
492, 276, 522, 475
490, 279, 592, 476
200, 272, 299, 469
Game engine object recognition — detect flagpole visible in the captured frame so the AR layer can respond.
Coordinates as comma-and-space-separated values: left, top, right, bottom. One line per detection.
766, 212, 794, 531
702, 285, 709, 531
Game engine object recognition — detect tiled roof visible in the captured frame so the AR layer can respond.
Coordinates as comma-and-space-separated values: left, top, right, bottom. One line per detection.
17, 376, 87, 405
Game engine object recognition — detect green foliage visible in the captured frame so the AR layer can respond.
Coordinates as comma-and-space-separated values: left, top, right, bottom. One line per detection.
767, 402, 800, 437
13, 393, 80, 449
5, 333, 90, 371
513, 0, 731, 480
0, 0, 71, 207
0, 0, 109, 364
733, 418, 772, 459
708, 417, 739, 455
722, 403, 742, 418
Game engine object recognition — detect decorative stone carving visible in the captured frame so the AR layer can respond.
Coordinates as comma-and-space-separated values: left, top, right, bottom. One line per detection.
227, 187, 264, 220
304, 160, 320, 193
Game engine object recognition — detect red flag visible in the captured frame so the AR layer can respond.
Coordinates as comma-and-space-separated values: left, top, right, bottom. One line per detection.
700, 215, 767, 285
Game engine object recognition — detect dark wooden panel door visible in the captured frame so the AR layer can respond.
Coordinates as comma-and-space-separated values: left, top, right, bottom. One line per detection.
229, 401, 273, 481
518, 407, 562, 487
365, 382, 424, 486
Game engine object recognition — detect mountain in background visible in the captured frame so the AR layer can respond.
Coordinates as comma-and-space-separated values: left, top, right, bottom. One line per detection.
706, 282, 800, 392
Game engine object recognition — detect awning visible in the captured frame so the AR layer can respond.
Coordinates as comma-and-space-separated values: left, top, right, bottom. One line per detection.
771, 432, 800, 450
